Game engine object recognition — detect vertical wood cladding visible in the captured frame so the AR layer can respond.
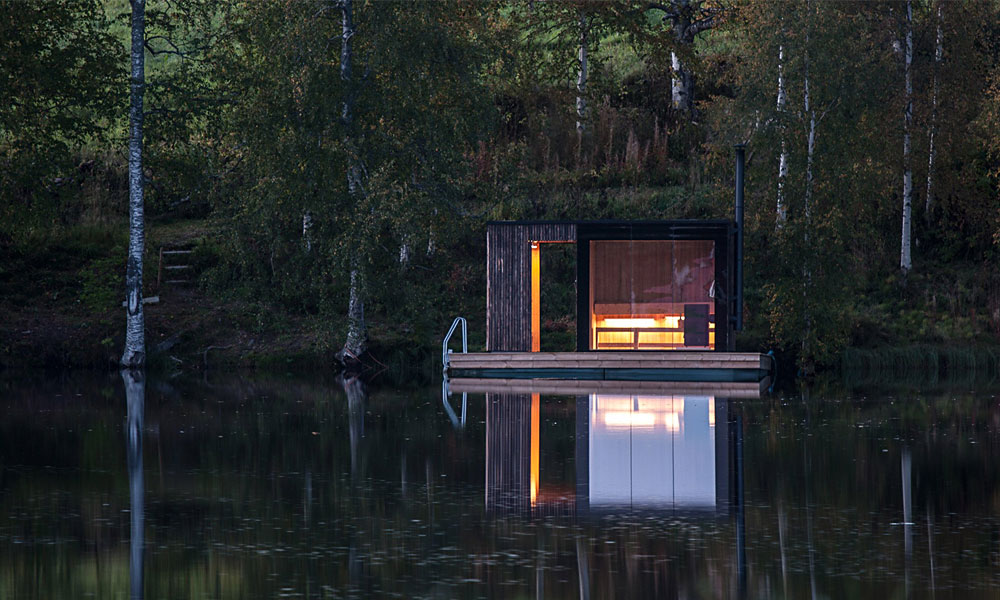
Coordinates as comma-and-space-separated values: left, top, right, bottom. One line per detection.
486, 222, 576, 351
485, 393, 532, 515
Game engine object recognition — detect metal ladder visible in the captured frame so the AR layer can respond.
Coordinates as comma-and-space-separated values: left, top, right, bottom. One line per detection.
441, 316, 467, 375
441, 317, 468, 428
441, 379, 467, 429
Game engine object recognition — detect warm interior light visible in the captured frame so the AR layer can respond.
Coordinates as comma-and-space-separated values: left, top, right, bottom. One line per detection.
603, 411, 656, 428
663, 412, 681, 431
636, 396, 683, 412
593, 315, 704, 349
709, 400, 715, 427
601, 317, 656, 328
530, 394, 540, 506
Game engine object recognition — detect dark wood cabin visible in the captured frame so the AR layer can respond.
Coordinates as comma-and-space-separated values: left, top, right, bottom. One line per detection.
486, 221, 737, 353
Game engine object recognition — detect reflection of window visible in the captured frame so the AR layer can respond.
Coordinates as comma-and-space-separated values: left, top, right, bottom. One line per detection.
589, 394, 717, 508
589, 240, 716, 350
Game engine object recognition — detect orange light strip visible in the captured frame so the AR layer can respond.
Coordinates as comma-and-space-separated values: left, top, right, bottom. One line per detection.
530, 393, 540, 506
530, 242, 540, 352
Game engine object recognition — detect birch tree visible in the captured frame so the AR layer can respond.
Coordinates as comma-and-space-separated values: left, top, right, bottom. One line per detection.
219, 1, 494, 362
576, 9, 588, 141
121, 0, 147, 369
520, 2, 624, 155
649, 0, 723, 116
900, 0, 913, 274
339, 0, 367, 364
776, 42, 788, 225
803, 33, 815, 223
925, 2, 943, 223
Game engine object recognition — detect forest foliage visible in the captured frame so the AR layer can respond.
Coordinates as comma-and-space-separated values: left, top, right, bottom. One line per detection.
2, 0, 1000, 370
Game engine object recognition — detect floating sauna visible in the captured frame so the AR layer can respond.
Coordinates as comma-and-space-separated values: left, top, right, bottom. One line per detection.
445, 145, 770, 383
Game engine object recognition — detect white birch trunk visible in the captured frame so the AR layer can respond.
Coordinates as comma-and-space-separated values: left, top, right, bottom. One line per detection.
776, 44, 789, 225
576, 10, 588, 139
900, 0, 913, 274
302, 210, 313, 252
925, 3, 942, 222
802, 4, 815, 358
122, 370, 145, 600
804, 44, 814, 223
657, 1, 713, 118
671, 52, 692, 112
121, 0, 146, 369
340, 0, 367, 360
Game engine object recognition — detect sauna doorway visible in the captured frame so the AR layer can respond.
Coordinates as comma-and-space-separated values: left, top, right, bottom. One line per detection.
530, 241, 576, 352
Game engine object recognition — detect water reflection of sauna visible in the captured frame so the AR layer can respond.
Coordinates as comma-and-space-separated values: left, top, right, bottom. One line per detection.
485, 392, 741, 517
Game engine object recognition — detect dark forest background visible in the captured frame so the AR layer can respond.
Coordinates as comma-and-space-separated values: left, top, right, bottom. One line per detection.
3, 0, 1000, 375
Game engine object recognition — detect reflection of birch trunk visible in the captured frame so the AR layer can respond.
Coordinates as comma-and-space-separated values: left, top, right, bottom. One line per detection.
121, 0, 146, 369
303, 470, 312, 527
122, 370, 145, 600
900, 0, 914, 274
735, 410, 747, 596
778, 501, 789, 596
342, 375, 366, 477
902, 447, 913, 596
925, 4, 943, 222
927, 507, 936, 593
400, 450, 407, 496
776, 44, 788, 225
807, 502, 817, 600
802, 391, 817, 600
576, 538, 590, 600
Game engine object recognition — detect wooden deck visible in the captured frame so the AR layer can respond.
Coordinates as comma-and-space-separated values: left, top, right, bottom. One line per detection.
446, 351, 771, 383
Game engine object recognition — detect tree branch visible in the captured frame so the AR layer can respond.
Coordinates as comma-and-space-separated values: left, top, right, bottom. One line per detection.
648, 2, 679, 20
689, 15, 717, 36
144, 35, 190, 58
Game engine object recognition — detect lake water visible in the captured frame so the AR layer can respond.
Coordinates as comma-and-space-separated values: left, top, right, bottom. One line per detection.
1, 372, 998, 598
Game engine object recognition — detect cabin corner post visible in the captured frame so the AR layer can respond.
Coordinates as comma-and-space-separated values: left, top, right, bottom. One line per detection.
576, 233, 590, 352
486, 225, 494, 351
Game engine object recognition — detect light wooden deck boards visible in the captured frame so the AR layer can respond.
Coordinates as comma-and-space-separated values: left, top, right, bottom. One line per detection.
448, 351, 767, 371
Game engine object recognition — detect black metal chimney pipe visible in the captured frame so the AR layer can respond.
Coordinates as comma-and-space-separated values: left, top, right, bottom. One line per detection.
734, 144, 745, 332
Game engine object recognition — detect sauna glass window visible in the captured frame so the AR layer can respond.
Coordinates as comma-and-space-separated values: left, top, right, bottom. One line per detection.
588, 240, 716, 350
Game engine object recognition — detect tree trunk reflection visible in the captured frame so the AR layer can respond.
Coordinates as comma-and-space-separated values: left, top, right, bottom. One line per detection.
122, 370, 144, 600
